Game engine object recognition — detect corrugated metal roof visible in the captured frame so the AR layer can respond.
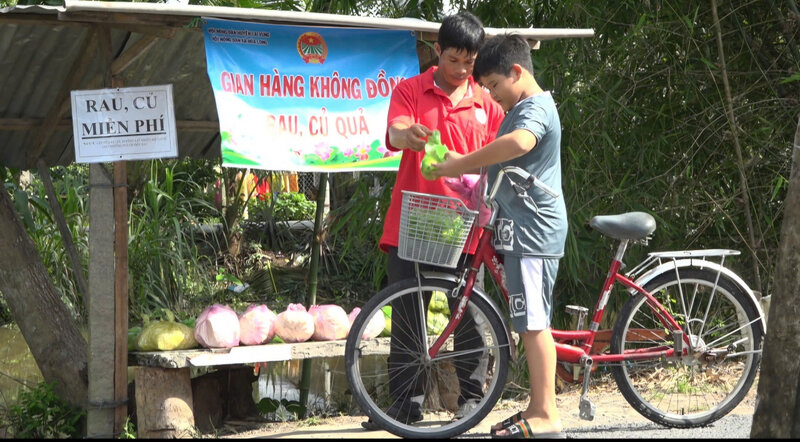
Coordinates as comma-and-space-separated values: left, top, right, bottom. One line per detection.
0, 1, 593, 170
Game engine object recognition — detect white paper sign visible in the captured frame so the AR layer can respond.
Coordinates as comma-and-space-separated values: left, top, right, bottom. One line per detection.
71, 84, 178, 163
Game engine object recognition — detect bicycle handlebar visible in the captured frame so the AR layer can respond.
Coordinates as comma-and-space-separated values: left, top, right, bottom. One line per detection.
485, 166, 560, 207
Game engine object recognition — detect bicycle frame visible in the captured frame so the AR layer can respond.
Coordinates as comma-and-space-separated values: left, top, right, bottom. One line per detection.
427, 225, 688, 366
426, 165, 764, 371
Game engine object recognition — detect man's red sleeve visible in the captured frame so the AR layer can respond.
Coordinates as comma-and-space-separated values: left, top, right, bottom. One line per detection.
384, 81, 417, 152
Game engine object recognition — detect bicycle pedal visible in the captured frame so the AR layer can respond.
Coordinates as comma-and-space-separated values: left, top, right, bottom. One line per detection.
579, 397, 596, 421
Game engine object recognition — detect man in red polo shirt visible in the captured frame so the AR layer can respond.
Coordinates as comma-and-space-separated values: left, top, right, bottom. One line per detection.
363, 10, 505, 431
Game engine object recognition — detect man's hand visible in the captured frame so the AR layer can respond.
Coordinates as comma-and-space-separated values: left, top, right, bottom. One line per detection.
389, 123, 432, 152
432, 151, 464, 178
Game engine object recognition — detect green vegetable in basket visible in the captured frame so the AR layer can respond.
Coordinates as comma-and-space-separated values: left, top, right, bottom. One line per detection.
421, 130, 449, 180
407, 207, 465, 246
441, 216, 465, 246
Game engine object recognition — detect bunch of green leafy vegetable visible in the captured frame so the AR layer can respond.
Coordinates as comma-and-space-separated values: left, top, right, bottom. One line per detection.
406, 207, 465, 246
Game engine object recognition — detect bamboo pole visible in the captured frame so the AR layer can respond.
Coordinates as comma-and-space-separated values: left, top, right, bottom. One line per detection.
710, 0, 762, 292
299, 173, 328, 418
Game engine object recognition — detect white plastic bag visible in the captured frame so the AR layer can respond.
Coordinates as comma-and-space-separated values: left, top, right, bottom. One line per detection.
309, 304, 350, 341
348, 307, 385, 340
274, 303, 315, 343
239, 304, 277, 345
194, 304, 240, 348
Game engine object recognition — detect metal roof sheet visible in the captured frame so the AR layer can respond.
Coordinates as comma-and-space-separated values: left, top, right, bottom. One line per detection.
0, 1, 593, 170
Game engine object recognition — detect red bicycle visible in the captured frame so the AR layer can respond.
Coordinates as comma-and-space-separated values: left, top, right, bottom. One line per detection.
345, 166, 766, 438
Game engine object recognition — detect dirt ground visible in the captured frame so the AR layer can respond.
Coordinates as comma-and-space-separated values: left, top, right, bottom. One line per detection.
206, 376, 758, 439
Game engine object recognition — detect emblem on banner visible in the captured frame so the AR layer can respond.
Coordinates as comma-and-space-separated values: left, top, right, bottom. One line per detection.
297, 32, 328, 64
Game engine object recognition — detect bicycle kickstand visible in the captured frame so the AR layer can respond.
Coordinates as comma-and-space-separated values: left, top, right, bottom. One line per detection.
578, 356, 596, 421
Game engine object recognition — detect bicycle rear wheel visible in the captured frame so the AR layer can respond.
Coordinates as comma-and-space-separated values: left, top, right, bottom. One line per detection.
345, 276, 510, 439
610, 267, 763, 427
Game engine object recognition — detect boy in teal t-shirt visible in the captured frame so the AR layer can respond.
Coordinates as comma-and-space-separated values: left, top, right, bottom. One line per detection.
432, 34, 568, 439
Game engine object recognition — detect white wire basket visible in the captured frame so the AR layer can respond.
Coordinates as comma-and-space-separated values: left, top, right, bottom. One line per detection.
398, 190, 478, 268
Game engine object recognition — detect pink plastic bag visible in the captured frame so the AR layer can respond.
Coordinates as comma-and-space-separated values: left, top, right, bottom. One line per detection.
309, 304, 351, 341
348, 307, 385, 340
274, 303, 315, 343
239, 304, 277, 345
443, 173, 491, 226
194, 304, 240, 348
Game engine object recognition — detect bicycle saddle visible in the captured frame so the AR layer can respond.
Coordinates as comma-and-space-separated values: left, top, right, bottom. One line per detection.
589, 212, 656, 240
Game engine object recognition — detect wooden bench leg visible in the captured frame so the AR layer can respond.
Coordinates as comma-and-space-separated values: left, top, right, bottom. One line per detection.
135, 366, 195, 438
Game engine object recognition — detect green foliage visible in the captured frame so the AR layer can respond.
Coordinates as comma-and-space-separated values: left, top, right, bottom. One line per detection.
326, 172, 393, 292
128, 160, 219, 320
248, 190, 317, 224
256, 397, 304, 418
456, 0, 797, 321
120, 418, 137, 439
272, 192, 316, 221
2, 165, 90, 324
0, 382, 84, 439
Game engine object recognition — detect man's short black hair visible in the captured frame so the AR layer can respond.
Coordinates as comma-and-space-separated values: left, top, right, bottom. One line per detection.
473, 34, 534, 80
437, 10, 485, 55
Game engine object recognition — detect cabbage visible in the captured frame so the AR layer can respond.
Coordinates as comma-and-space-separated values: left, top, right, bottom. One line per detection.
274, 303, 315, 343
309, 304, 351, 341
239, 304, 277, 346
348, 307, 386, 340
136, 321, 198, 351
194, 304, 241, 348
420, 130, 449, 180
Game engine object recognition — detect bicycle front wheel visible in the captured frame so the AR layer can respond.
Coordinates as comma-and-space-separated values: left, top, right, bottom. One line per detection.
345, 276, 510, 439
610, 267, 763, 427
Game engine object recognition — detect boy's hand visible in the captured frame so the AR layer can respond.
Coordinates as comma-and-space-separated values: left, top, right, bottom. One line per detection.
390, 124, 432, 152
432, 151, 464, 178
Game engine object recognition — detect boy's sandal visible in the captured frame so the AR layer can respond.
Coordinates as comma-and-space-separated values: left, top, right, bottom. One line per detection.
491, 418, 567, 439
490, 411, 523, 435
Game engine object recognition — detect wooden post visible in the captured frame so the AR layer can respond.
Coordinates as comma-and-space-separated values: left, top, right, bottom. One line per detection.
87, 24, 130, 437
87, 163, 116, 437
135, 367, 195, 438
113, 160, 129, 433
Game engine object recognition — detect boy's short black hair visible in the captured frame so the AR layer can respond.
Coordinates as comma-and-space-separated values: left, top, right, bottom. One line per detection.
437, 10, 485, 55
473, 34, 534, 80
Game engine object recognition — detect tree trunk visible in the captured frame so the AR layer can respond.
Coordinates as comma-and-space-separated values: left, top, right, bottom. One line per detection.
0, 186, 88, 408
750, 114, 800, 437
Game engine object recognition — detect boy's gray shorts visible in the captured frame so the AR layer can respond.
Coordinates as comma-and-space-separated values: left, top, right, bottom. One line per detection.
503, 255, 559, 333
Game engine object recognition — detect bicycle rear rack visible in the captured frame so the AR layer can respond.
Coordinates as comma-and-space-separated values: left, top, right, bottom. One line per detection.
624, 249, 740, 281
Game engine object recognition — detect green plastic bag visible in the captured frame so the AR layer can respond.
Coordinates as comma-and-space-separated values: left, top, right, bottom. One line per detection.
428, 291, 449, 314
420, 130, 449, 180
379, 305, 392, 337
427, 311, 449, 336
